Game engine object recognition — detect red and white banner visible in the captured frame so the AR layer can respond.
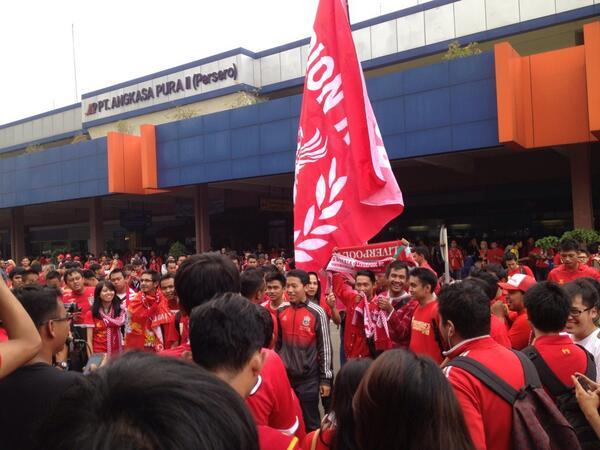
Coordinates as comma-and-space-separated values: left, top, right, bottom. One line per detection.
293, 0, 404, 273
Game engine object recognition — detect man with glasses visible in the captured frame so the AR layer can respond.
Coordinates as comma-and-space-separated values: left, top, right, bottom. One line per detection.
548, 238, 600, 285
125, 270, 174, 352
0, 284, 81, 450
565, 279, 600, 381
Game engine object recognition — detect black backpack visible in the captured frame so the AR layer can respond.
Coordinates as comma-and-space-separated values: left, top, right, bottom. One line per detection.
522, 345, 600, 449
447, 350, 581, 450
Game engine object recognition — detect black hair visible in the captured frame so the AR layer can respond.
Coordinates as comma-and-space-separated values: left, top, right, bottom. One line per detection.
564, 279, 600, 310
109, 268, 125, 279
37, 351, 258, 450
64, 268, 84, 281
307, 271, 322, 302
483, 263, 507, 282
175, 252, 240, 315
89, 263, 102, 272
467, 268, 499, 301
438, 282, 491, 338
82, 269, 96, 280
9, 266, 26, 280
327, 358, 372, 450
581, 277, 600, 298
46, 270, 61, 281
166, 260, 177, 267
385, 260, 409, 278
409, 267, 438, 292
260, 264, 277, 275
265, 271, 286, 287
240, 269, 265, 300
23, 268, 39, 279
559, 238, 580, 253
189, 293, 265, 373
414, 246, 430, 260
142, 270, 160, 283
286, 269, 309, 286
353, 349, 473, 450
356, 270, 376, 284
131, 258, 143, 266
13, 285, 62, 327
524, 281, 570, 333
246, 254, 258, 261
258, 306, 274, 348
63, 261, 81, 270
91, 281, 121, 320
503, 253, 518, 262
160, 273, 175, 284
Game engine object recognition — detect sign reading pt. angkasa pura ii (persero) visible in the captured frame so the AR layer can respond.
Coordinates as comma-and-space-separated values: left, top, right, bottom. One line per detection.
81, 51, 256, 124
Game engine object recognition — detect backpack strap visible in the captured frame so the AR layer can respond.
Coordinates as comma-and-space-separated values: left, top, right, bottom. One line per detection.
430, 318, 445, 359
521, 346, 569, 396
446, 356, 520, 405
575, 343, 597, 382
511, 349, 542, 388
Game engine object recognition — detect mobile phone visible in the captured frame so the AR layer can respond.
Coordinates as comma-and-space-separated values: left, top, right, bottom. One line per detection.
83, 353, 106, 374
576, 374, 593, 392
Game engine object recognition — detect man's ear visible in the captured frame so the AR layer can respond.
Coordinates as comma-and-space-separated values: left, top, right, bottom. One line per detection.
250, 350, 266, 376
46, 321, 56, 339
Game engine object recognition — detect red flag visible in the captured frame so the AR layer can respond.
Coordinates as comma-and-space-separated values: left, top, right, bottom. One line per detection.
293, 0, 404, 273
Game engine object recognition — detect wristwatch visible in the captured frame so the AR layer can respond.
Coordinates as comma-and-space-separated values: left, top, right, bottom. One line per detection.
55, 361, 68, 371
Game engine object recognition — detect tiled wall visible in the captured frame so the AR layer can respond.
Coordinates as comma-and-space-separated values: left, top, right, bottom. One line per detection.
155, 52, 498, 188
0, 138, 108, 208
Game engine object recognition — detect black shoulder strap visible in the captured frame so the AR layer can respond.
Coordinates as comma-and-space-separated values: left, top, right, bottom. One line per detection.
521, 346, 567, 396
430, 318, 445, 358
446, 356, 520, 405
575, 343, 597, 382
511, 349, 542, 388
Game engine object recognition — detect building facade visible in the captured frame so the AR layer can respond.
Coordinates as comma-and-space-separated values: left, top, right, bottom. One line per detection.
1, 0, 599, 259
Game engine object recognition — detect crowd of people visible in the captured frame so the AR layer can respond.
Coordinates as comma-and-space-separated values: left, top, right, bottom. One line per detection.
1, 236, 600, 449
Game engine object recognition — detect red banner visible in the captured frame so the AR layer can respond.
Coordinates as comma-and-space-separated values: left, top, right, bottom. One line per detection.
293, 0, 404, 273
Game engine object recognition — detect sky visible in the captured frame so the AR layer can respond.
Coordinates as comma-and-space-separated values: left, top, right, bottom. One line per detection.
0, 0, 407, 125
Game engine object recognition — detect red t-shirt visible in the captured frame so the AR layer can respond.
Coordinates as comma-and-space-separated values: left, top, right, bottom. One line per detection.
508, 310, 532, 350
547, 264, 600, 285
533, 334, 589, 388
62, 287, 95, 325
448, 248, 463, 271
507, 265, 534, 278
160, 342, 191, 358
489, 315, 511, 349
257, 425, 300, 450
246, 349, 305, 440
444, 336, 525, 450
409, 300, 443, 364
260, 301, 287, 349
302, 428, 334, 450
487, 248, 504, 265
529, 247, 549, 269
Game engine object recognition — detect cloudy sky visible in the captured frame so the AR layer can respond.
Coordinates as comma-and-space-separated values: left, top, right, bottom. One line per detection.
0, 0, 410, 125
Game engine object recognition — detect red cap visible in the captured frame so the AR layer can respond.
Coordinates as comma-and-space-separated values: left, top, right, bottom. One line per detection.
66, 253, 72, 258
58, 254, 65, 260
498, 274, 536, 293
74, 256, 80, 261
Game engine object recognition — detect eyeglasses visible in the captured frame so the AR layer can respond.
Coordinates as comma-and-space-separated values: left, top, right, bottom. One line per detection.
39, 313, 74, 326
569, 307, 593, 317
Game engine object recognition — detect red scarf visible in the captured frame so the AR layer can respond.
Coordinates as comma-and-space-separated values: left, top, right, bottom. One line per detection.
126, 290, 174, 352
353, 292, 393, 352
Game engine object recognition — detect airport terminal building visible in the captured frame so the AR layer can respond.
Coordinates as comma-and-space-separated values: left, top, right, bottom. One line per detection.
0, 0, 599, 259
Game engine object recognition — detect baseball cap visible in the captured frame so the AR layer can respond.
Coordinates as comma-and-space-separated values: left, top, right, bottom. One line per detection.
498, 274, 536, 293
57, 254, 65, 260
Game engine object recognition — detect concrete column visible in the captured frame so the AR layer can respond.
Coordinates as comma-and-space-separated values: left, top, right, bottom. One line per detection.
10, 207, 25, 261
89, 198, 104, 256
194, 184, 211, 253
569, 144, 594, 229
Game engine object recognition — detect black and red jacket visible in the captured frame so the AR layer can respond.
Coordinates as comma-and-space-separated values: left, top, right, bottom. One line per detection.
276, 300, 333, 386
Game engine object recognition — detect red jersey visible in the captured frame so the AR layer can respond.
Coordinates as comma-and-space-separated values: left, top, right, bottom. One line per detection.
547, 263, 600, 285
160, 342, 191, 358
508, 310, 531, 350
260, 300, 288, 349
444, 336, 525, 450
332, 274, 370, 359
303, 428, 334, 450
529, 247, 549, 269
532, 334, 589, 388
62, 287, 95, 325
125, 290, 174, 352
84, 308, 126, 355
246, 349, 305, 440
409, 300, 443, 364
489, 315, 511, 349
448, 247, 463, 271
258, 425, 300, 450
507, 265, 534, 278
487, 248, 504, 265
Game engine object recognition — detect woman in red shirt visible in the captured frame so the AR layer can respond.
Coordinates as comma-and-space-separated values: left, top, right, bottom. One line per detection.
303, 358, 372, 450
85, 281, 126, 357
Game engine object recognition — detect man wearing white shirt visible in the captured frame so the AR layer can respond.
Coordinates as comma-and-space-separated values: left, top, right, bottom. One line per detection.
565, 278, 600, 381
